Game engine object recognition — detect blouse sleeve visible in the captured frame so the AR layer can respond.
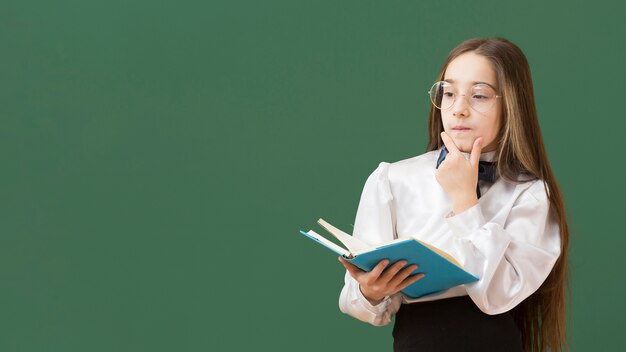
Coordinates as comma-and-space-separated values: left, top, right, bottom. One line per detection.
338, 162, 403, 326
445, 180, 561, 315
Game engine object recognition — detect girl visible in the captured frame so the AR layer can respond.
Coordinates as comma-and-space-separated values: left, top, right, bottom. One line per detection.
338, 38, 569, 352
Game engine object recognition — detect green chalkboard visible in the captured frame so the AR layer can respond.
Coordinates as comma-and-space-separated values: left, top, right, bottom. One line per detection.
2, 0, 625, 350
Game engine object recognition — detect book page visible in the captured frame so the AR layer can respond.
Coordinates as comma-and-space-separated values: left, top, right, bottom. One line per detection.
317, 219, 369, 254
301, 230, 352, 257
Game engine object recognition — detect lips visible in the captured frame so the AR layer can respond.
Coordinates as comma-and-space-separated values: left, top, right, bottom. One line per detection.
452, 126, 471, 131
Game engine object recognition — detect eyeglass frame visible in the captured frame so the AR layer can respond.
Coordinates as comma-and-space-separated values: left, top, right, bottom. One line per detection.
427, 81, 503, 112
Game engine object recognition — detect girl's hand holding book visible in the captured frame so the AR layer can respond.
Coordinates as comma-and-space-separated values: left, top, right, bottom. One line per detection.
338, 257, 424, 306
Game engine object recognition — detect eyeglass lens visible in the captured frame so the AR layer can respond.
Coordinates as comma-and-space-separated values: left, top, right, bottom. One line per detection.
429, 81, 498, 112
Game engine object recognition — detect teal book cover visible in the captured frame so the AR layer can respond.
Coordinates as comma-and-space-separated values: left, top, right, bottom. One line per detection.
300, 219, 479, 298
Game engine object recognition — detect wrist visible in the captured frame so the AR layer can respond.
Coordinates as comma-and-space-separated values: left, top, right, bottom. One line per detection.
359, 287, 384, 306
452, 194, 478, 215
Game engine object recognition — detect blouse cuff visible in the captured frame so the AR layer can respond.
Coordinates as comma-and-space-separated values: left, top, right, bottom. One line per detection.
356, 284, 391, 315
445, 203, 487, 237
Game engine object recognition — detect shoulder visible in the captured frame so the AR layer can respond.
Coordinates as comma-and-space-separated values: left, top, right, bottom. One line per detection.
361, 150, 440, 186
361, 150, 440, 196
377, 150, 441, 181
390, 150, 439, 170
525, 179, 550, 204
507, 176, 550, 206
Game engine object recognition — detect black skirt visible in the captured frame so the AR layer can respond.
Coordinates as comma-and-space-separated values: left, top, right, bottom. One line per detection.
392, 296, 522, 352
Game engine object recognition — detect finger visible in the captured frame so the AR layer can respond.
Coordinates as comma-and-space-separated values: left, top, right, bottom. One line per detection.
368, 259, 390, 281
440, 132, 461, 154
470, 137, 483, 166
379, 260, 408, 282
397, 272, 425, 292
388, 264, 418, 287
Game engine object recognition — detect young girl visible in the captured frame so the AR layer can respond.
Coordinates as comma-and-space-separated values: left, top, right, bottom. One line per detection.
338, 38, 569, 352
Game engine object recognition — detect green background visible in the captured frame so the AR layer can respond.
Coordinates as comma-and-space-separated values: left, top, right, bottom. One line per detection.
2, 0, 624, 350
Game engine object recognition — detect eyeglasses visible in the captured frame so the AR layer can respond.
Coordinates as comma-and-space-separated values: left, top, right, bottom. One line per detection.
428, 81, 502, 113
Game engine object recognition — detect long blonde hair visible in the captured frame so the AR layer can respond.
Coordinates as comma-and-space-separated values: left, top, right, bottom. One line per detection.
426, 38, 569, 351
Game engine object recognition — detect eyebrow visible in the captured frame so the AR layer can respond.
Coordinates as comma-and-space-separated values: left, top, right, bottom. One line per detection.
443, 79, 498, 90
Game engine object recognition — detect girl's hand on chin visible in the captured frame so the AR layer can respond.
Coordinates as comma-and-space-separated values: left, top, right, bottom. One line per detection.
435, 132, 483, 215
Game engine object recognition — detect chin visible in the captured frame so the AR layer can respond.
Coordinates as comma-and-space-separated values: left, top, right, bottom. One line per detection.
452, 139, 473, 153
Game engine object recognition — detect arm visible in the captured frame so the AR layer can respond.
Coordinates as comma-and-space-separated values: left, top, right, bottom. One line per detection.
435, 133, 561, 314
446, 180, 560, 314
338, 162, 409, 326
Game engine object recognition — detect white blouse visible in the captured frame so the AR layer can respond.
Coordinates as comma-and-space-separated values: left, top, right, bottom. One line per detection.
338, 148, 561, 326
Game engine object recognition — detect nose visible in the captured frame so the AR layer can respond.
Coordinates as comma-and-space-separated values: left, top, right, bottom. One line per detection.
452, 94, 470, 117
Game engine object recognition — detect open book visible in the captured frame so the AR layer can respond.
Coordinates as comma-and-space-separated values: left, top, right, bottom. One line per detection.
300, 219, 479, 298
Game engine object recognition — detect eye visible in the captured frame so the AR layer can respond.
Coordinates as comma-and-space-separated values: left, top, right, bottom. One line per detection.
443, 92, 455, 97
472, 84, 496, 99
